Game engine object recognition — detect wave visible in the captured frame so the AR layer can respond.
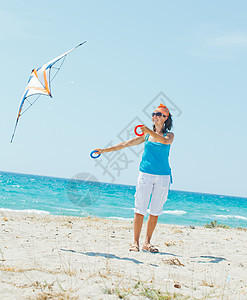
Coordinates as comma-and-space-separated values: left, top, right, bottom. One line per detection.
60, 208, 80, 212
162, 210, 187, 215
121, 207, 135, 211
107, 216, 133, 221
219, 208, 230, 212
79, 211, 90, 217
0, 208, 50, 215
213, 214, 247, 221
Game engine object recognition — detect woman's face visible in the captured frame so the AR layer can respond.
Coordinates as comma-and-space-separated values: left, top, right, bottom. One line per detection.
152, 110, 167, 126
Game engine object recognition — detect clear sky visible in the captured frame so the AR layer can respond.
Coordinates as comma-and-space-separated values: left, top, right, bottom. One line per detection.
1, 0, 246, 197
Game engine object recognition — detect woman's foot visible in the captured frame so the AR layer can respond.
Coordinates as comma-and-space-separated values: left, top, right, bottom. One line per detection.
129, 244, 140, 252
142, 243, 159, 253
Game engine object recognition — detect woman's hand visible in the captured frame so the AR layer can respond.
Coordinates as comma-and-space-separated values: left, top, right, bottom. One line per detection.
140, 125, 151, 134
94, 148, 106, 154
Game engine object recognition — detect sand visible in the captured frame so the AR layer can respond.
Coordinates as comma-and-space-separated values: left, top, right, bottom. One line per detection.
0, 211, 246, 299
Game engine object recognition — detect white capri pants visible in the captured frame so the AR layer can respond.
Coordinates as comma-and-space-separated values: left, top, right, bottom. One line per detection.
134, 171, 170, 216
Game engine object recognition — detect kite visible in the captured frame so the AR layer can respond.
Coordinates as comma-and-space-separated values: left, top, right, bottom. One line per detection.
10, 41, 86, 143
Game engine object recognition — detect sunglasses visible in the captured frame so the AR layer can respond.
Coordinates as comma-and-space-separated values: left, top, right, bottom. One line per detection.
152, 112, 166, 117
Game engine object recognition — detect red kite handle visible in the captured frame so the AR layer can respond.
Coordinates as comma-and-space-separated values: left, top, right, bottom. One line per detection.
134, 125, 145, 136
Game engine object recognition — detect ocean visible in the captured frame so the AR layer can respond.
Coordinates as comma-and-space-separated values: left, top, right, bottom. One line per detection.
0, 171, 246, 228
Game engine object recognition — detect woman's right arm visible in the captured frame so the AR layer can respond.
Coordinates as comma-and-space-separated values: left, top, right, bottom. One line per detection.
95, 135, 145, 154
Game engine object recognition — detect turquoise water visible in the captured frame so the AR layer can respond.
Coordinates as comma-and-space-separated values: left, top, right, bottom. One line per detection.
0, 171, 246, 228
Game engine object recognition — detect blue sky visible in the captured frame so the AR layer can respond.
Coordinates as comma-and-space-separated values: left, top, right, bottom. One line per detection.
0, 0, 246, 197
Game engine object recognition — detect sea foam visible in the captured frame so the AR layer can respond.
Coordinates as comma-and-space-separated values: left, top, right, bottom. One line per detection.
162, 210, 187, 215
0, 208, 50, 215
213, 214, 247, 221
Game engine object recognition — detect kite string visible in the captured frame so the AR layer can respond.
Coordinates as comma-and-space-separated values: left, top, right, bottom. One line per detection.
50, 56, 67, 82
20, 95, 42, 116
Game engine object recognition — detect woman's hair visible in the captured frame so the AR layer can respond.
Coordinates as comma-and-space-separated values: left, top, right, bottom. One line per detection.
153, 113, 173, 133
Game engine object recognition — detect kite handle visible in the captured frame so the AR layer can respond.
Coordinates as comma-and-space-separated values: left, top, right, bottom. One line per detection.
134, 125, 145, 136
90, 150, 101, 159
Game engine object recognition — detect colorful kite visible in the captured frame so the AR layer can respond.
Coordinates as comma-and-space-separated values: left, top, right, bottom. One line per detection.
10, 42, 86, 143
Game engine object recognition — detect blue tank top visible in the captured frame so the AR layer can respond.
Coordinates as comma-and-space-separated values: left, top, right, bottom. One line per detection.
139, 133, 172, 179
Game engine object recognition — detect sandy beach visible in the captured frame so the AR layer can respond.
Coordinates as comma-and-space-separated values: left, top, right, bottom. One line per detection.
0, 211, 246, 299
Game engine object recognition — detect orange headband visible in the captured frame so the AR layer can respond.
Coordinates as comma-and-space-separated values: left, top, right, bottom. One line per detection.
156, 103, 169, 117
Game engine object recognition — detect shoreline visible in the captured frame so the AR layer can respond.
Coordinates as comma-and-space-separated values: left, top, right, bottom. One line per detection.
1, 208, 246, 230
1, 211, 247, 299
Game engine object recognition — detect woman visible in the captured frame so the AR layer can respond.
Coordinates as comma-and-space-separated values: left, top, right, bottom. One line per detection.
94, 103, 174, 253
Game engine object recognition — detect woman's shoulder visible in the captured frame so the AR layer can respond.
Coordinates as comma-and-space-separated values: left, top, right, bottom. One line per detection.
165, 132, 174, 137
165, 132, 174, 144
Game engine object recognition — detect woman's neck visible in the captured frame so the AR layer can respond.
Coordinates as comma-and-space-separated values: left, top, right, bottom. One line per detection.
155, 124, 164, 134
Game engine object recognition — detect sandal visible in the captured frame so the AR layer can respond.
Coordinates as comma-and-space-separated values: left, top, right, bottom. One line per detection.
129, 244, 139, 252
142, 244, 159, 253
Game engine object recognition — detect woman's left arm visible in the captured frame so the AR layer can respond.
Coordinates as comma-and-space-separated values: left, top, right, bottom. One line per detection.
141, 126, 174, 145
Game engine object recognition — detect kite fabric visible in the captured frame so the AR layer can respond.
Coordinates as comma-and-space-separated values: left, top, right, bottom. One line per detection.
10, 41, 86, 143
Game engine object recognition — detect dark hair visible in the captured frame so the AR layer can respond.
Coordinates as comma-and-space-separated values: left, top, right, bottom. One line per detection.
153, 113, 173, 133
